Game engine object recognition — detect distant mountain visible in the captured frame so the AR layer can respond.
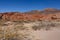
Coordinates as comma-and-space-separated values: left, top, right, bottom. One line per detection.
24, 10, 41, 14
24, 8, 60, 14
41, 8, 60, 14
44, 8, 58, 11
0, 8, 60, 21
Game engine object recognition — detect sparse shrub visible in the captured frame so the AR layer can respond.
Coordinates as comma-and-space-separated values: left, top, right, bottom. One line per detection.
14, 26, 27, 30
4, 33, 18, 40
32, 26, 41, 30
3, 26, 29, 40
0, 27, 4, 40
32, 21, 57, 30
50, 23, 55, 27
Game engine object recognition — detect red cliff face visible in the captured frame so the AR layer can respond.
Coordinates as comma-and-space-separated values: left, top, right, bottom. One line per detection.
0, 8, 60, 21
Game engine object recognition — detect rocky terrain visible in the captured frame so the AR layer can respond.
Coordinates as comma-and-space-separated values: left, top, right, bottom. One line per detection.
0, 8, 60, 21
0, 8, 60, 40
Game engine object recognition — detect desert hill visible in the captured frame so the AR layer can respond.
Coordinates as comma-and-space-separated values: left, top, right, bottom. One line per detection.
0, 8, 60, 21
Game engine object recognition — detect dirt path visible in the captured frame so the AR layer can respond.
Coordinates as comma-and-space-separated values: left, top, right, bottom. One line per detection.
30, 27, 60, 40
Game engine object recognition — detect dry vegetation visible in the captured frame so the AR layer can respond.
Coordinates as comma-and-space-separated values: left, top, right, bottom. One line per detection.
0, 20, 60, 40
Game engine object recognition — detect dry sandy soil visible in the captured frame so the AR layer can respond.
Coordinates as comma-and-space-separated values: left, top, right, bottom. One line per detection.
30, 27, 60, 40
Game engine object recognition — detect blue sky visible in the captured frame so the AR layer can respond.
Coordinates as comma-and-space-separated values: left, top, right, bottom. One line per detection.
0, 0, 60, 12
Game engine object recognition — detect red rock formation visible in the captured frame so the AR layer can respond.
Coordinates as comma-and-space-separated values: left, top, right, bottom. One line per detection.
0, 8, 60, 21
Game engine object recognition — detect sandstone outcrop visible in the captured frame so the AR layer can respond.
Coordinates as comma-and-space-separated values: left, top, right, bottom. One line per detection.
0, 8, 60, 21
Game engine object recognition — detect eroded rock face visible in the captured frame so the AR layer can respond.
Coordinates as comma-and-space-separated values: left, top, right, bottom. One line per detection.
0, 8, 60, 21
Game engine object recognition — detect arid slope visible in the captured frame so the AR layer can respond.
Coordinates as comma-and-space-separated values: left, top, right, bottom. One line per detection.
0, 8, 60, 21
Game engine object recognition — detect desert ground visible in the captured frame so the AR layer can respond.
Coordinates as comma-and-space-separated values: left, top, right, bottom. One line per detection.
0, 20, 60, 40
